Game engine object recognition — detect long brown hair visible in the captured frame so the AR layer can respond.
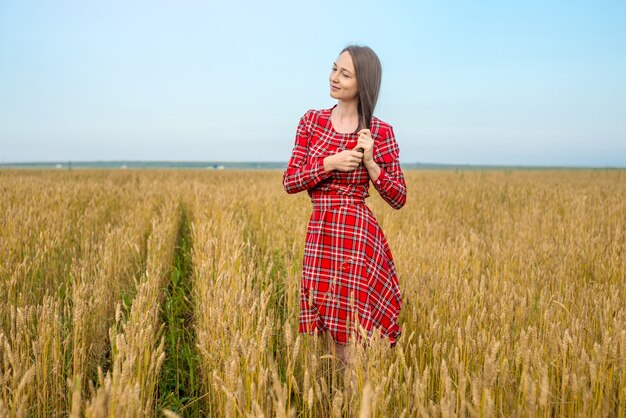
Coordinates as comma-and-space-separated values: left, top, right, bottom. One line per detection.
340, 45, 382, 130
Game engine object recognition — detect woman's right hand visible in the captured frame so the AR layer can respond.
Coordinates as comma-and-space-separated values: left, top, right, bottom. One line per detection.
324, 149, 364, 173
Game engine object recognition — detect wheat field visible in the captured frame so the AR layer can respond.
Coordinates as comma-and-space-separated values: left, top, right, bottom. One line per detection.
0, 168, 624, 417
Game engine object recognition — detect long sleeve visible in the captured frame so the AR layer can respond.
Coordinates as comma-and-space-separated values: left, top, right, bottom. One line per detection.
283, 110, 333, 194
371, 125, 407, 209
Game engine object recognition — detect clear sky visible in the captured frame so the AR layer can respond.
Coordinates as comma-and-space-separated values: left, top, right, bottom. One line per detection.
1, 0, 625, 166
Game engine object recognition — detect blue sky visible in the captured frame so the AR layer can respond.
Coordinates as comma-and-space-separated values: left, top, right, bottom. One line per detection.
1, 0, 625, 166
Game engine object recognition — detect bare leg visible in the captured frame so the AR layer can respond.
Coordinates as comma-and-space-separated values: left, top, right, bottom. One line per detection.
324, 330, 336, 357
335, 343, 351, 366
325, 331, 351, 366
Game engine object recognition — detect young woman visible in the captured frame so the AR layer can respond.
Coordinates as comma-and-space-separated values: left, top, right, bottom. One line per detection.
283, 45, 406, 365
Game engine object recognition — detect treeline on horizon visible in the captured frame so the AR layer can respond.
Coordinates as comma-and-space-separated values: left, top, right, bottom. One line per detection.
0, 161, 622, 170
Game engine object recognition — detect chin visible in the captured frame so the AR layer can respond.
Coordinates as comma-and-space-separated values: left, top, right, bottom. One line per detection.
330, 90, 340, 99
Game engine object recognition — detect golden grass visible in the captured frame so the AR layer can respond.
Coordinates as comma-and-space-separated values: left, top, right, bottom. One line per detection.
0, 168, 624, 417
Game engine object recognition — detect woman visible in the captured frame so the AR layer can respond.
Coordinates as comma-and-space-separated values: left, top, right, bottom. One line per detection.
283, 45, 406, 365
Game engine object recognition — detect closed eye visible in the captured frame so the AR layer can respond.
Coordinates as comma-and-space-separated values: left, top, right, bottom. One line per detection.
332, 68, 351, 77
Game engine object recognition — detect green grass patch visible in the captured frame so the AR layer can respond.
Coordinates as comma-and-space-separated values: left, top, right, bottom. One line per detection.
157, 205, 205, 416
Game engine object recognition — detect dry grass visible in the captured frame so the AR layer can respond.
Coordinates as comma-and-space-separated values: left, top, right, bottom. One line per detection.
0, 168, 624, 417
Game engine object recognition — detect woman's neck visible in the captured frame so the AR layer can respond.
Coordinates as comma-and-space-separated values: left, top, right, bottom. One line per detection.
334, 99, 359, 122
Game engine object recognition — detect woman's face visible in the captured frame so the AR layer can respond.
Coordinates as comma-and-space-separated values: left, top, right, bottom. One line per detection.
329, 51, 358, 101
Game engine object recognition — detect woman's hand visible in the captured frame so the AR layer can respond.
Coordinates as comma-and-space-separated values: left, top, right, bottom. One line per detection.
324, 149, 364, 172
355, 129, 381, 180
355, 129, 374, 166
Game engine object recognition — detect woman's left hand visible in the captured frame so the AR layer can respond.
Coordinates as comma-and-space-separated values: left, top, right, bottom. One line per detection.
354, 129, 374, 166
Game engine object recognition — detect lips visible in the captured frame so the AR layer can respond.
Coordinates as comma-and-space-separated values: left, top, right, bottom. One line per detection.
331, 85, 340, 90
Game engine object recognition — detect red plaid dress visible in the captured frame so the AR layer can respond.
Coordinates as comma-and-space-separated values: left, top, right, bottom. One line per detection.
283, 105, 406, 347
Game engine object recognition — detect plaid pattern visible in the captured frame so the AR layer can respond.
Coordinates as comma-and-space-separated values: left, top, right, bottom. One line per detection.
283, 105, 406, 346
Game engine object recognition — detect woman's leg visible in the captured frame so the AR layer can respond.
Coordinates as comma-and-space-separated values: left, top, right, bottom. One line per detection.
335, 342, 351, 365
325, 331, 351, 366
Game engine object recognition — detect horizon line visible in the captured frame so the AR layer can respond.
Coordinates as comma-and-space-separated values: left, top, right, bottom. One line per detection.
0, 160, 624, 169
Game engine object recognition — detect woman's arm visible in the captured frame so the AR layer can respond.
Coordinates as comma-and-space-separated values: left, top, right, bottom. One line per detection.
365, 125, 407, 209
282, 110, 333, 194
